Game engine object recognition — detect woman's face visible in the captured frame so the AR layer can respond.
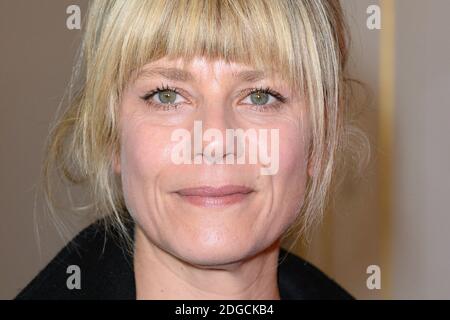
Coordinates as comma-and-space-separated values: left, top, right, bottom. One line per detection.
115, 56, 312, 265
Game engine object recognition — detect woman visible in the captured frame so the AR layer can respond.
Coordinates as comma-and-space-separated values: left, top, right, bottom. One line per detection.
17, 0, 364, 299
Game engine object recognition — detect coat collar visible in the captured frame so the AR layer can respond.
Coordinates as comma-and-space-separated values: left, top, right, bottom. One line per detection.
16, 219, 353, 300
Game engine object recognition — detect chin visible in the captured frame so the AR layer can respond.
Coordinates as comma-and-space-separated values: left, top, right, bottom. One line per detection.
170, 233, 257, 267
174, 230, 281, 269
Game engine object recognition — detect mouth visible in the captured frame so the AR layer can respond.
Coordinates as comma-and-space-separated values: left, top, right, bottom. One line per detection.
174, 185, 255, 208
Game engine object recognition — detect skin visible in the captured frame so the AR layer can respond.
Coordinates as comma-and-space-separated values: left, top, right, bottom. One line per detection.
114, 56, 312, 299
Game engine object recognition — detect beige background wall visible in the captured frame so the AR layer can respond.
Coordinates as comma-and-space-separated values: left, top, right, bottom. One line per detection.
0, 0, 91, 299
392, 0, 450, 299
1, 0, 449, 299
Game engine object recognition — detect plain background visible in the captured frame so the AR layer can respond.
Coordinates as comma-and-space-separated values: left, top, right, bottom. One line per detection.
1, 0, 449, 299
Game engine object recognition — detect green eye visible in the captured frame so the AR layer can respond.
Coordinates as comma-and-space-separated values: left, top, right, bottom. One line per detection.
250, 91, 270, 105
158, 90, 177, 104
140, 85, 185, 111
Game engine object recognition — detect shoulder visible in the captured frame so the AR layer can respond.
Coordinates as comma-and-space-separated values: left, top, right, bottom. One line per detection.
278, 248, 354, 300
15, 221, 135, 300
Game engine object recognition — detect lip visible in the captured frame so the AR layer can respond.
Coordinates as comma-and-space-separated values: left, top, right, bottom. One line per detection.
175, 185, 254, 208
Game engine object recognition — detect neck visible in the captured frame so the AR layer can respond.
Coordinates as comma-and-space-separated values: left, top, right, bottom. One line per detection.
133, 226, 281, 300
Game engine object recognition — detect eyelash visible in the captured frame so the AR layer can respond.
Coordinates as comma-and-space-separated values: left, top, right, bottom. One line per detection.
139, 84, 287, 112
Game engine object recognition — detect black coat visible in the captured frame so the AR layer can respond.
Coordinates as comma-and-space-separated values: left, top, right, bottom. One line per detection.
15, 220, 354, 300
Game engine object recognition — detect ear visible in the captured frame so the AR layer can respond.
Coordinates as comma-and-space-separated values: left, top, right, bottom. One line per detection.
306, 137, 315, 178
112, 152, 121, 174
307, 157, 315, 178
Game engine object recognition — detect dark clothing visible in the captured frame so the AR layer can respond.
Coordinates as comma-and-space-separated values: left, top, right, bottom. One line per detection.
16, 220, 353, 300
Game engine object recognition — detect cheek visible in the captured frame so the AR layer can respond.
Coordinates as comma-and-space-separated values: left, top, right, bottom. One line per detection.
271, 123, 310, 224
277, 125, 309, 179
120, 119, 174, 188
120, 117, 177, 212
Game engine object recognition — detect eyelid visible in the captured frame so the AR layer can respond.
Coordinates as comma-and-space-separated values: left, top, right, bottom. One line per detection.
139, 84, 192, 112
140, 84, 190, 102
140, 83, 288, 111
238, 86, 288, 104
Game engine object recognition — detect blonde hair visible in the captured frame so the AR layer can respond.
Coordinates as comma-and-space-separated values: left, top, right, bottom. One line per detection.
43, 0, 369, 248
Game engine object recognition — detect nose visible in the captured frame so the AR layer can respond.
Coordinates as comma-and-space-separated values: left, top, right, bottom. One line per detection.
191, 100, 239, 165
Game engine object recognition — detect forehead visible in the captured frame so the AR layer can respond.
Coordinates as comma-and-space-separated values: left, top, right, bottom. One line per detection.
133, 56, 286, 84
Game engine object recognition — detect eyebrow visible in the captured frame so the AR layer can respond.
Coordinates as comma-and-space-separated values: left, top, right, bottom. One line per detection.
135, 67, 267, 83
